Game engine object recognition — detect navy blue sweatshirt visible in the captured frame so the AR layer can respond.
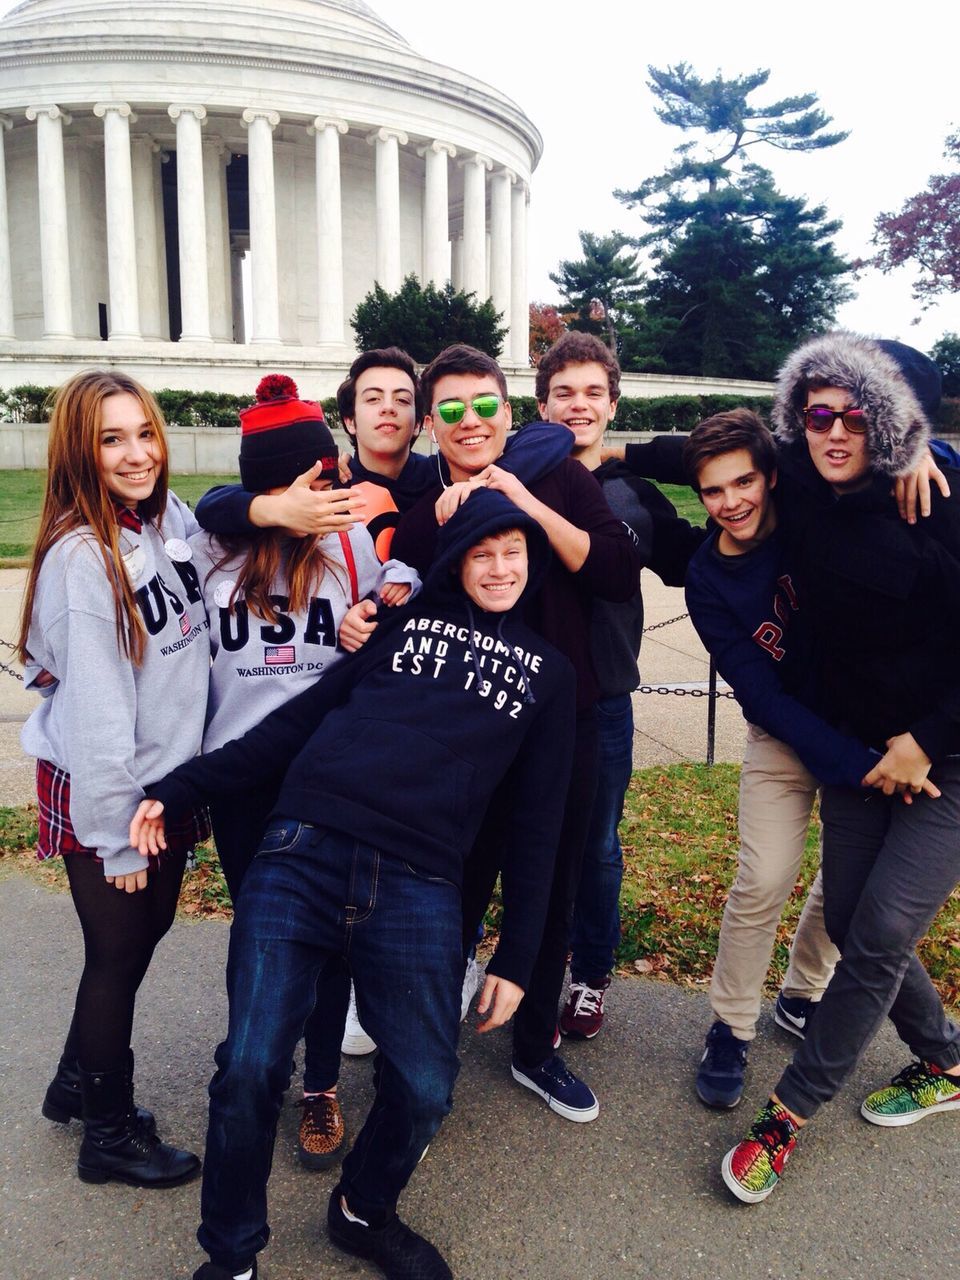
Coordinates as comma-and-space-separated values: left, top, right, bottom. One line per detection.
147, 489, 576, 989
685, 527, 877, 787
628, 433, 960, 765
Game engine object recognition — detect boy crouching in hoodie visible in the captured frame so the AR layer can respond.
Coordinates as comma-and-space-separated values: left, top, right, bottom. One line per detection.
130, 489, 576, 1280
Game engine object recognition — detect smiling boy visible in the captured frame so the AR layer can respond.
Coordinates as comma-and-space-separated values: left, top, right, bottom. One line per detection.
392, 342, 642, 1122
131, 488, 576, 1280
196, 348, 437, 556
534, 332, 687, 1041
681, 409, 878, 1110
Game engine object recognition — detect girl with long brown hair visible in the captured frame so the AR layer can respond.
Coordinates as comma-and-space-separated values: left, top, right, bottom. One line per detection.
19, 369, 209, 1188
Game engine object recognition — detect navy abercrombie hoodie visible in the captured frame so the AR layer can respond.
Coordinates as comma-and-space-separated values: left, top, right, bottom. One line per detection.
147, 489, 576, 988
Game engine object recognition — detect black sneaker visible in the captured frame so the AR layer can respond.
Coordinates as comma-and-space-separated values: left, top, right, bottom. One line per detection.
327, 1185, 452, 1280
192, 1262, 257, 1280
696, 1020, 748, 1109
774, 993, 817, 1039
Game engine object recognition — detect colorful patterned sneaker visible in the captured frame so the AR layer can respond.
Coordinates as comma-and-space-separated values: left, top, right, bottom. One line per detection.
559, 979, 610, 1040
721, 1099, 799, 1204
696, 1020, 749, 1109
510, 1053, 600, 1122
861, 1060, 960, 1127
774, 993, 817, 1039
296, 1092, 346, 1170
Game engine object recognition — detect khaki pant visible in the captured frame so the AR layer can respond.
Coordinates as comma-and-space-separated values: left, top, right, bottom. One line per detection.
709, 724, 839, 1041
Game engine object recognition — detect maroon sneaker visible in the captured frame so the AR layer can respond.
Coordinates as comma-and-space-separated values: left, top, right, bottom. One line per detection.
559, 979, 609, 1040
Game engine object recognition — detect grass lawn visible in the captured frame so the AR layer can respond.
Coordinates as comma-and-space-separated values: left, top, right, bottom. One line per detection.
0, 471, 238, 563
653, 481, 706, 526
4, 763, 957, 1010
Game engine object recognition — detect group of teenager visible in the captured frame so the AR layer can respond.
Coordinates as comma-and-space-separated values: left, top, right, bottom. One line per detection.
17, 325, 960, 1279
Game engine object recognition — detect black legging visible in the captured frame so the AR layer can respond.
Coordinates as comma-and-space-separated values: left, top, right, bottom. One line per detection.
62, 848, 188, 1073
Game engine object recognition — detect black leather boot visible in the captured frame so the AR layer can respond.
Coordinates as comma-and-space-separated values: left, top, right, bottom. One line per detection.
77, 1068, 200, 1188
42, 1049, 156, 1133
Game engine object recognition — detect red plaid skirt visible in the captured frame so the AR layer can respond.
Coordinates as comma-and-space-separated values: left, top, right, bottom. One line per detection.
35, 758, 210, 864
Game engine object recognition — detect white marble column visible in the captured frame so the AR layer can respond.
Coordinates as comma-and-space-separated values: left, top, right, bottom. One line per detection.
168, 104, 210, 342
0, 116, 13, 338
93, 102, 140, 339
420, 140, 455, 287
460, 152, 491, 300
25, 104, 73, 338
490, 167, 513, 340
511, 180, 529, 364
130, 135, 164, 340
367, 126, 407, 293
308, 116, 348, 345
203, 134, 232, 341
242, 108, 281, 344
451, 234, 463, 291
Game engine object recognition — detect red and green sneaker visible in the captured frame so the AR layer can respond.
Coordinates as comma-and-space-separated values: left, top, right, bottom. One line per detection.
861, 1060, 960, 1127
721, 1099, 799, 1203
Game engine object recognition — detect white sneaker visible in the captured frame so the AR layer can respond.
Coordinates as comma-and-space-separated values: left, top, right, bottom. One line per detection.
460, 955, 481, 1022
341, 983, 376, 1056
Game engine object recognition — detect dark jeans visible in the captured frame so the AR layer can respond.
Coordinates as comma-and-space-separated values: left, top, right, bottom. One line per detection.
570, 694, 633, 986
210, 795, 349, 1091
776, 763, 960, 1120
461, 712, 599, 1067
198, 821, 462, 1272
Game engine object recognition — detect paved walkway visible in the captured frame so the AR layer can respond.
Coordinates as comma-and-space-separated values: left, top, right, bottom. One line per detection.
3, 876, 957, 1280
4, 571, 956, 1279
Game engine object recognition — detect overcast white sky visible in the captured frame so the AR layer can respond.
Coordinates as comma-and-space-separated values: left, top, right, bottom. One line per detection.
377, 0, 960, 354
4, 0, 958, 353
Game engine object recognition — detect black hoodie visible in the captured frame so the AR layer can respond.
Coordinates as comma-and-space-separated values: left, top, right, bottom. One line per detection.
770, 333, 960, 759
148, 489, 576, 988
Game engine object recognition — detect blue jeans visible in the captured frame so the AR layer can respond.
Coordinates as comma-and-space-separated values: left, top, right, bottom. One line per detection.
210, 794, 349, 1092
197, 821, 462, 1272
570, 694, 633, 987
776, 764, 960, 1120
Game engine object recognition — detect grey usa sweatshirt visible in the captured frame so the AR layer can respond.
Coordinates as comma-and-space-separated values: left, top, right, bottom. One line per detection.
21, 493, 211, 877
189, 524, 420, 751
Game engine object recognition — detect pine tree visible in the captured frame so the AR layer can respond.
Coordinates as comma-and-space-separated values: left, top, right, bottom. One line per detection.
615, 65, 851, 378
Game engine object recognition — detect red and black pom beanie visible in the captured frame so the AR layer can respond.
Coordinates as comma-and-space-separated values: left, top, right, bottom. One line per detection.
238, 374, 339, 492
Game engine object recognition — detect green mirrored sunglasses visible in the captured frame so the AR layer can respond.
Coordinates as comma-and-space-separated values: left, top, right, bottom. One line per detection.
434, 394, 502, 426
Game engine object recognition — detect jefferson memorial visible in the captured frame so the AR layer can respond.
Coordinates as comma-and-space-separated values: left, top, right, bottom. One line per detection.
0, 0, 539, 392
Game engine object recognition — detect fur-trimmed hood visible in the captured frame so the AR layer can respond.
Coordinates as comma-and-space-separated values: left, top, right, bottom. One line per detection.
772, 331, 940, 477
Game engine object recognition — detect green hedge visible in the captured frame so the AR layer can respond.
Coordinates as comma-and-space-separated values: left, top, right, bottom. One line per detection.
0, 385, 344, 432
4, 384, 959, 438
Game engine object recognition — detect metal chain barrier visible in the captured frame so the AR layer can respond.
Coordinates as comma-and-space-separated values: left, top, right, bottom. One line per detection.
639, 611, 733, 697
637, 683, 735, 699
0, 636, 24, 682
641, 611, 690, 634
636, 611, 735, 764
